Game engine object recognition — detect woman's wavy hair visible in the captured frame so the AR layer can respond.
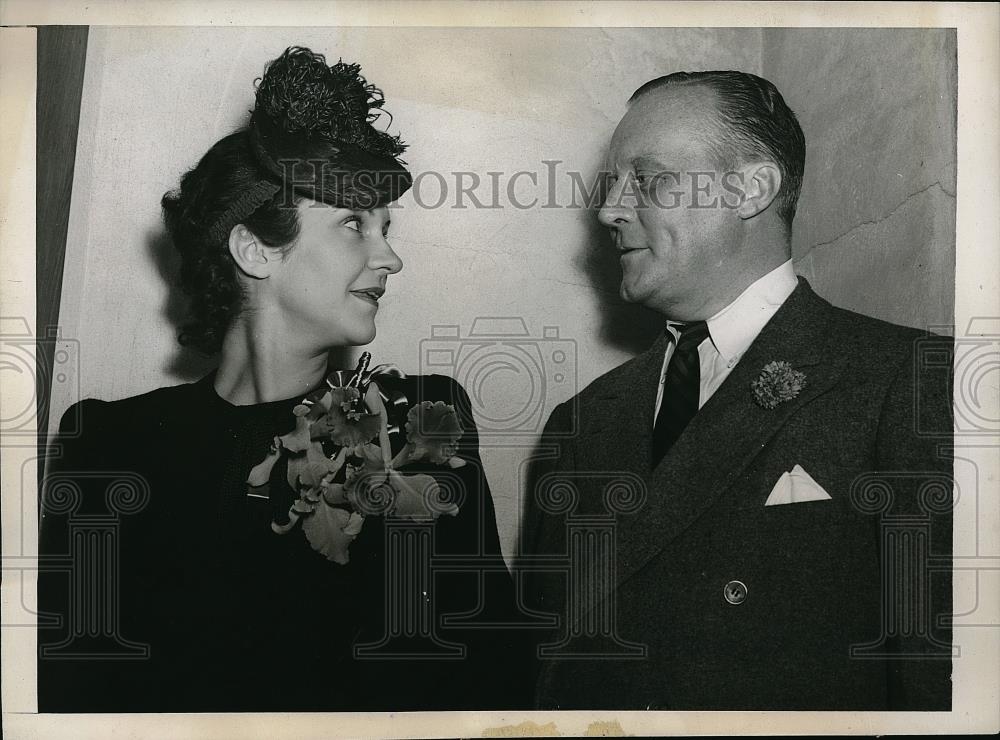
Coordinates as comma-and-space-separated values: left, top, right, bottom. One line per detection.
161, 47, 412, 354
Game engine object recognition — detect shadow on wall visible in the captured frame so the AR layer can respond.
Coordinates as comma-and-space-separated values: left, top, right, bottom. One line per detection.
146, 227, 216, 381
147, 227, 354, 383
515, 170, 662, 554
570, 174, 663, 357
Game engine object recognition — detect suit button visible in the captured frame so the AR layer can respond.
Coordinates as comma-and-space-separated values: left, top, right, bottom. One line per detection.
723, 580, 747, 605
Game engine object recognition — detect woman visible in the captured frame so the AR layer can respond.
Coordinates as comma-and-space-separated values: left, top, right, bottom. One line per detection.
38, 47, 527, 712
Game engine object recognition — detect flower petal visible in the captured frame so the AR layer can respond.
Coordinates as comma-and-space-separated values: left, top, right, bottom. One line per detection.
279, 405, 313, 453
291, 498, 315, 514
405, 401, 463, 464
247, 437, 284, 486
322, 483, 347, 505
286, 453, 309, 491
301, 503, 364, 564
343, 512, 365, 536
752, 360, 807, 409
271, 508, 301, 534
318, 386, 383, 446
388, 469, 458, 520
346, 474, 396, 516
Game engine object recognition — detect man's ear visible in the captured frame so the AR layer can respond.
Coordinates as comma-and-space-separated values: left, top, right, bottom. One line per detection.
227, 224, 275, 279
736, 162, 782, 220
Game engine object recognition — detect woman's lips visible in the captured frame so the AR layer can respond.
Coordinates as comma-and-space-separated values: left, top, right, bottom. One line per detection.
350, 287, 384, 306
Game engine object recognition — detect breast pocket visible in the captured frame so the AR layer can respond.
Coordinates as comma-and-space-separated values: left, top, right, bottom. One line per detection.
726, 461, 868, 526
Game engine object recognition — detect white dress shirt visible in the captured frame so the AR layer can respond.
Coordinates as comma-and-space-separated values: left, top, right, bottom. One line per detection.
653, 261, 799, 419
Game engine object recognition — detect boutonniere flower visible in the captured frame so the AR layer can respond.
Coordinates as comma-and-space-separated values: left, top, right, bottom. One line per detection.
751, 360, 806, 409
245, 352, 464, 565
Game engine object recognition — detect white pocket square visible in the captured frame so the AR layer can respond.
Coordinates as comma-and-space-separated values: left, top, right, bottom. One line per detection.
764, 465, 832, 506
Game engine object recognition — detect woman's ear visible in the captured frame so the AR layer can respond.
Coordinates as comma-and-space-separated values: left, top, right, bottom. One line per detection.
736, 162, 782, 220
227, 224, 275, 279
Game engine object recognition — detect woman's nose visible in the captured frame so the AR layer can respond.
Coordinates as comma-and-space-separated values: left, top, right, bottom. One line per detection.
370, 235, 403, 274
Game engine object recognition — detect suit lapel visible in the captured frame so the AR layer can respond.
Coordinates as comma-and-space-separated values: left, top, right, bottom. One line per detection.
579, 330, 670, 478
606, 279, 847, 590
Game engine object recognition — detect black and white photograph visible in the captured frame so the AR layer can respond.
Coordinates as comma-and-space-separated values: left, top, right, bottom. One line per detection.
1, 1, 998, 737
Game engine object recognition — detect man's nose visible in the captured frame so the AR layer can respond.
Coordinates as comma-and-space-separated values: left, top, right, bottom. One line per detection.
597, 178, 634, 228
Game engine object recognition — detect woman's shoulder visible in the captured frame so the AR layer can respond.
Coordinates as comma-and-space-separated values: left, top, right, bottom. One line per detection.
55, 377, 210, 438
47, 378, 211, 480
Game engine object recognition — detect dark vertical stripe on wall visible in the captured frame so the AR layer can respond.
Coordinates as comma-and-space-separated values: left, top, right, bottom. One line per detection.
36, 26, 89, 477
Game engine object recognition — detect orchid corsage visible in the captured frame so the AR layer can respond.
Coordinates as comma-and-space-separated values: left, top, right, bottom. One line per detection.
246, 353, 465, 564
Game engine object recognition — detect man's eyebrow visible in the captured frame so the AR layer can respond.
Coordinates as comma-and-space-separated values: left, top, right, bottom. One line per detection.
631, 155, 673, 171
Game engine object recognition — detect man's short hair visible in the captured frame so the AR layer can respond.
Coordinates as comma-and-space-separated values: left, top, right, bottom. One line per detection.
630, 71, 805, 228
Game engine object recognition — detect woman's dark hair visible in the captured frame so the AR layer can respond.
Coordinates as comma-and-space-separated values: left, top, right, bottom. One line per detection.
161, 47, 411, 354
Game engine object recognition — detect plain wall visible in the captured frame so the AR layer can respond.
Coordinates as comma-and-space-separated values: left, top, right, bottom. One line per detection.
52, 27, 955, 562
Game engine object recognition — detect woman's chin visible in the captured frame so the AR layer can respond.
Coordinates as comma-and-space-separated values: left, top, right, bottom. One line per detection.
344, 324, 377, 347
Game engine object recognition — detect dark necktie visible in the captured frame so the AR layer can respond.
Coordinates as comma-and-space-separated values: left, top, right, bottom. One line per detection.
651, 321, 710, 467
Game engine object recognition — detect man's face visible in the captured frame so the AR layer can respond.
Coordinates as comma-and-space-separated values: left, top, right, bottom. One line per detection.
598, 85, 744, 321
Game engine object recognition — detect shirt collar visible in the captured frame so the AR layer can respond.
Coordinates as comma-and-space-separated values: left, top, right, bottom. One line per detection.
666, 260, 797, 363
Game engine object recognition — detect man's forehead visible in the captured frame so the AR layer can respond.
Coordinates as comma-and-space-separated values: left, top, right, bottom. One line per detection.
608, 87, 718, 165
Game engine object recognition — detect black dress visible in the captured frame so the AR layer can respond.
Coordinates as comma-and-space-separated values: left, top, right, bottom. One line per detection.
38, 371, 530, 712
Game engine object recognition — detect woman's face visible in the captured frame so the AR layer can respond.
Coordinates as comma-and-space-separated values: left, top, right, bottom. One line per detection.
264, 198, 403, 350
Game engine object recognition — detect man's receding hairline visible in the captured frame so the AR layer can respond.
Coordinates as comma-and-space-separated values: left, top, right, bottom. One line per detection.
628, 74, 714, 104
627, 80, 726, 131
624, 82, 732, 166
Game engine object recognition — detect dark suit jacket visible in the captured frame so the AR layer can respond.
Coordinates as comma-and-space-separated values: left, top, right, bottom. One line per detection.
522, 278, 953, 710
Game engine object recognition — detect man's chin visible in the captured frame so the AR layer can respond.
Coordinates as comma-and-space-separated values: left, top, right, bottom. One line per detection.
619, 282, 644, 305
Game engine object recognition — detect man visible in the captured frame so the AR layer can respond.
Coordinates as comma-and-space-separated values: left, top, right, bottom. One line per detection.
521, 71, 952, 710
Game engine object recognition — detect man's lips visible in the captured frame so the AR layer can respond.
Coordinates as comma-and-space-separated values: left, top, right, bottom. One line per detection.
612, 233, 644, 256
350, 287, 385, 305
618, 246, 645, 257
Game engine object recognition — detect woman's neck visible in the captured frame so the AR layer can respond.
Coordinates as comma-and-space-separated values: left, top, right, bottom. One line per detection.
213, 315, 330, 406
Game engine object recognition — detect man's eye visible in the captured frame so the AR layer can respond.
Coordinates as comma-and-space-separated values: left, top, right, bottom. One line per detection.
343, 218, 361, 232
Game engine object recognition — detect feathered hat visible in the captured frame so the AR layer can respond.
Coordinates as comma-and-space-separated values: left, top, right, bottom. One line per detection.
208, 47, 412, 244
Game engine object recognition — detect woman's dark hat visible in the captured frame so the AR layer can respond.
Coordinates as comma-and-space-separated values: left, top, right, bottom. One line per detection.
250, 47, 412, 209
208, 47, 412, 244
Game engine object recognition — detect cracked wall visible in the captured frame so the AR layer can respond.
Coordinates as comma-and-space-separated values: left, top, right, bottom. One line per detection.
763, 28, 957, 331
